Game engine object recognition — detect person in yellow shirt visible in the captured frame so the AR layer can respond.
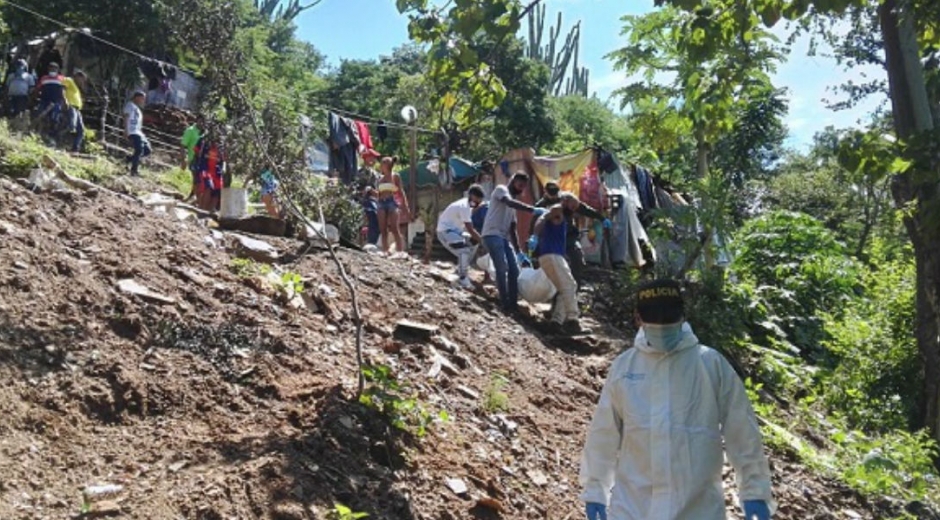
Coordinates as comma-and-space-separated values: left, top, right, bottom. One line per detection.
63, 70, 86, 152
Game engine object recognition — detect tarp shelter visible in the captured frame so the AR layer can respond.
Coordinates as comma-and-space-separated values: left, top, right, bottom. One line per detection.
397, 157, 481, 189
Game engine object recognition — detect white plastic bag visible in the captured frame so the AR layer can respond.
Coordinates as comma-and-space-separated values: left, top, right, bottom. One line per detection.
475, 254, 496, 279
517, 267, 557, 304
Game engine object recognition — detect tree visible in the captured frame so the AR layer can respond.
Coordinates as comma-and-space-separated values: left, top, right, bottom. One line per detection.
656, 0, 940, 453
544, 95, 632, 155
608, 3, 784, 269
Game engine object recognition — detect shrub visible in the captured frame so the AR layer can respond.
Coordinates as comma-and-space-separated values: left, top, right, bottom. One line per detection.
730, 211, 861, 354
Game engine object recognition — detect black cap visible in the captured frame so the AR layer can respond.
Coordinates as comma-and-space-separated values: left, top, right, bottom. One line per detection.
545, 181, 560, 195
635, 278, 684, 324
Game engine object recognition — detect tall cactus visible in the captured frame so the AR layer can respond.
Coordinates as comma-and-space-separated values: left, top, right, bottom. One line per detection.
255, 0, 321, 22
525, 5, 590, 97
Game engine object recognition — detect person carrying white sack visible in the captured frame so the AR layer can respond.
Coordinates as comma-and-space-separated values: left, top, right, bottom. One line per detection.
528, 204, 584, 334
579, 278, 775, 520
437, 184, 486, 289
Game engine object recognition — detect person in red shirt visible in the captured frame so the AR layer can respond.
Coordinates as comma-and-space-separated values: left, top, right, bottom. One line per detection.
192, 134, 225, 212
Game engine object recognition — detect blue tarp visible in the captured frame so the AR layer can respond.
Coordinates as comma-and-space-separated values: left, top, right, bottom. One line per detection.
398, 157, 480, 188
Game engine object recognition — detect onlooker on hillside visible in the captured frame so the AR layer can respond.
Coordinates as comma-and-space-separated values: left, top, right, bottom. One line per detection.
35, 62, 66, 135
376, 156, 411, 256
534, 183, 610, 287
181, 116, 202, 168
480, 171, 546, 314
181, 116, 202, 199
63, 70, 86, 153
361, 186, 380, 246
5, 59, 35, 119
437, 184, 485, 289
259, 169, 280, 218
356, 148, 381, 193
123, 91, 151, 176
529, 204, 584, 333
579, 278, 775, 520
192, 132, 225, 212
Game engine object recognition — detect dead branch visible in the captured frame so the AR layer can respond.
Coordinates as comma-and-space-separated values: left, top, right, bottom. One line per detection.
230, 82, 366, 397
41, 155, 138, 203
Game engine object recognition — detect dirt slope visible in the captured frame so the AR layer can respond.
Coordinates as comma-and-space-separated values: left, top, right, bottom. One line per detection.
0, 174, 926, 520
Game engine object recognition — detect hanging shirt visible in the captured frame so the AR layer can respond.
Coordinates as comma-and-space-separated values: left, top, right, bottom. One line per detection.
123, 101, 144, 137
37, 73, 66, 104
538, 219, 567, 257
354, 120, 373, 152
63, 77, 83, 109
436, 198, 472, 234
181, 124, 201, 165
6, 70, 35, 97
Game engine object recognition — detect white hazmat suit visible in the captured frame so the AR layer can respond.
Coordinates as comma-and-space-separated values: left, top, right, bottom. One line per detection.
579, 322, 775, 520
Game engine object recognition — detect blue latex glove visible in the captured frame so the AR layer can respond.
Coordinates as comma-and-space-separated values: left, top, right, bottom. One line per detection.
516, 252, 529, 266
585, 503, 607, 520
602, 218, 612, 229
527, 235, 539, 252
743, 500, 770, 520
532, 207, 548, 218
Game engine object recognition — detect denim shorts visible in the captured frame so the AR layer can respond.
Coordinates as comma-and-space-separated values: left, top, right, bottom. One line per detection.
378, 198, 398, 211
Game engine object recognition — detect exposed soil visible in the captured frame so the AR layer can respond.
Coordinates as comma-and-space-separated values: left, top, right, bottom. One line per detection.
0, 173, 932, 520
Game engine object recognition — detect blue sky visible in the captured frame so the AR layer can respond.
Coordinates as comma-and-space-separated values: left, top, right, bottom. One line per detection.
294, 0, 886, 149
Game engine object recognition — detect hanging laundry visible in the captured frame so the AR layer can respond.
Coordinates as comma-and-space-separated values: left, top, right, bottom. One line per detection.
633, 165, 657, 211
376, 120, 388, 143
327, 112, 360, 185
354, 120, 373, 152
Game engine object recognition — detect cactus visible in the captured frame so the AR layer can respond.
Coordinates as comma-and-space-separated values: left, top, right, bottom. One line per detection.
256, 0, 321, 21
525, 5, 590, 97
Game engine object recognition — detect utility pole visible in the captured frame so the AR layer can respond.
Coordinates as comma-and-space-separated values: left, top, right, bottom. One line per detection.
409, 121, 417, 218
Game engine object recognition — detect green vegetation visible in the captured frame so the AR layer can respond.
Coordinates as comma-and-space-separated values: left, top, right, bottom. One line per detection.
482, 374, 510, 414
3, 0, 940, 510
359, 364, 449, 438
329, 503, 368, 520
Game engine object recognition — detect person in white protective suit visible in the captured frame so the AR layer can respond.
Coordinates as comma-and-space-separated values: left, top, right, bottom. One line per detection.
579, 278, 775, 520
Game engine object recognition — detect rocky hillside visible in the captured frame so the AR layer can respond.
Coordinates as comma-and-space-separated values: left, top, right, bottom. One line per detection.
0, 170, 928, 519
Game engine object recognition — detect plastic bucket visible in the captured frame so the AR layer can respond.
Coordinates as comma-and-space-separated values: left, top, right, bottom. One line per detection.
220, 188, 248, 219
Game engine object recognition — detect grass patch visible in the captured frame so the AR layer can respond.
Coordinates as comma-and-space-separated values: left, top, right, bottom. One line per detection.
482, 373, 510, 414
0, 122, 121, 182
157, 167, 193, 197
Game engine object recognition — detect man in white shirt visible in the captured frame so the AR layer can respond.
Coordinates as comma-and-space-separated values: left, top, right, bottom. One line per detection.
437, 184, 485, 289
123, 91, 151, 176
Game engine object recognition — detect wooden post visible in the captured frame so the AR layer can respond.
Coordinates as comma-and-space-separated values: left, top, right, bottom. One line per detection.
409, 122, 418, 218
99, 92, 108, 145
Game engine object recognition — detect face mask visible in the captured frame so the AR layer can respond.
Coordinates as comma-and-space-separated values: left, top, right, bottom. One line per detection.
643, 323, 685, 352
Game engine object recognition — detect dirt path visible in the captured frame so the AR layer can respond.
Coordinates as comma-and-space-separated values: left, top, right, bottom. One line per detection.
0, 175, 923, 519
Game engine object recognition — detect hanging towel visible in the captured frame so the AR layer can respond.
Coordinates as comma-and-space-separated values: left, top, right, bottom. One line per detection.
354, 120, 373, 152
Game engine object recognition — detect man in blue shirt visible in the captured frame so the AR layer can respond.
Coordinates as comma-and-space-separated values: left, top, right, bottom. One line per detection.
529, 204, 583, 333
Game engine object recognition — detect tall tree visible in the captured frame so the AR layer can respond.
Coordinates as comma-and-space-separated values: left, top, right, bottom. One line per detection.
656, 0, 940, 452
608, 2, 784, 267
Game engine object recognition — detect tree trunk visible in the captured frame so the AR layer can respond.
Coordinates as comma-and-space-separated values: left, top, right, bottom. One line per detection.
879, 0, 940, 446
695, 130, 716, 270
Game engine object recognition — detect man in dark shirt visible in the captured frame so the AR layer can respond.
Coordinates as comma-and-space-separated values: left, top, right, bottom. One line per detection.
534, 182, 610, 287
